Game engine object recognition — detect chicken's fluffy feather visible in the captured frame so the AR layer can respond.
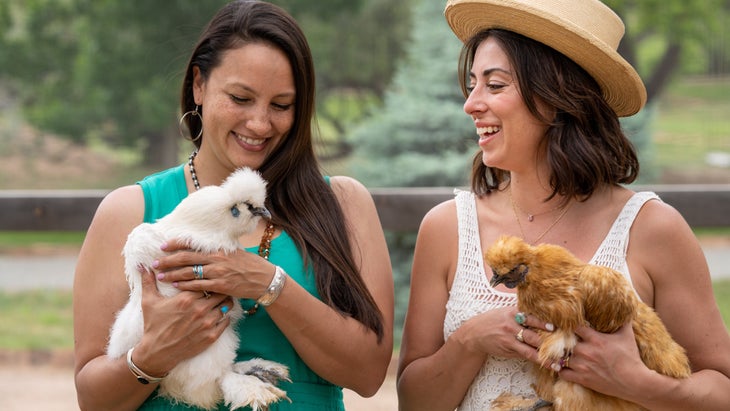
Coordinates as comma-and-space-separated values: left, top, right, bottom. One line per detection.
485, 235, 691, 411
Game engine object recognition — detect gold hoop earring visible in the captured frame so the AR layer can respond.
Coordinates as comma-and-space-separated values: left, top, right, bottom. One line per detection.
178, 105, 203, 142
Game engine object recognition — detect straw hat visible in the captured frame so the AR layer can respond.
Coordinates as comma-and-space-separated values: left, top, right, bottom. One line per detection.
444, 0, 646, 117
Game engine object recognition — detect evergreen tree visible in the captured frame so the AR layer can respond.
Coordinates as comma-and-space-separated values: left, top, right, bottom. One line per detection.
347, 0, 473, 188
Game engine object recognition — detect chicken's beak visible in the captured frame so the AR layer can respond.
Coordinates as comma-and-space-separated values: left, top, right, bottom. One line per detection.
489, 271, 505, 288
250, 206, 271, 219
489, 264, 528, 289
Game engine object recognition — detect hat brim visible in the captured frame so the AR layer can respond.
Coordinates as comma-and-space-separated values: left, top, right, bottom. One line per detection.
445, 1, 646, 117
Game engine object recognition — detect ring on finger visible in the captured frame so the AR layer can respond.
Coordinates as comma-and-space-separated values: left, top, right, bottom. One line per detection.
193, 264, 204, 280
516, 328, 525, 343
515, 311, 527, 326
217, 305, 230, 324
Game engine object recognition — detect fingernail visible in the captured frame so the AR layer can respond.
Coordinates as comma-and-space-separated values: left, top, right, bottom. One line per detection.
157, 273, 165, 280
172, 282, 179, 288
152, 260, 159, 268
551, 363, 561, 372
545, 323, 555, 332
160, 243, 168, 250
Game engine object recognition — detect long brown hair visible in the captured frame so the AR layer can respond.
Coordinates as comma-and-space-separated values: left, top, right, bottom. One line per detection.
459, 29, 639, 201
180, 0, 383, 341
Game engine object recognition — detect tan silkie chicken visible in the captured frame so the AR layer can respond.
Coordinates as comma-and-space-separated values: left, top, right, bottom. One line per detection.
485, 235, 691, 411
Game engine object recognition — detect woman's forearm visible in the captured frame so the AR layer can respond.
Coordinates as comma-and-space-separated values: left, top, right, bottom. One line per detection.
76, 354, 158, 411
397, 333, 485, 411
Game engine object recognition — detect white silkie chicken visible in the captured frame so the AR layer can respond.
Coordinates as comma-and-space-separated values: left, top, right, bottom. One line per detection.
106, 168, 290, 410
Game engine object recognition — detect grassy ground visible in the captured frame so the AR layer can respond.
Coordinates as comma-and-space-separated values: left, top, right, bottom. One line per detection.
0, 290, 73, 350
653, 76, 730, 180
0, 231, 85, 249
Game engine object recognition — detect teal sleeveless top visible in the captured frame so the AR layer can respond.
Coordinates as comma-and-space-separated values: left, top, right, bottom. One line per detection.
135, 165, 344, 411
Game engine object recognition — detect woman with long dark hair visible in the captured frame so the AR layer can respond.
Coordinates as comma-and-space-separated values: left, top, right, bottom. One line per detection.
73, 2, 393, 409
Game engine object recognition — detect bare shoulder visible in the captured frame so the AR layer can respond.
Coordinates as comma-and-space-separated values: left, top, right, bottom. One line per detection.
629, 192, 701, 270
94, 184, 145, 221
633, 194, 690, 236
414, 198, 459, 278
630, 193, 702, 259
79, 184, 145, 263
329, 175, 369, 197
328, 175, 377, 215
420, 197, 458, 233
76, 184, 145, 290
627, 191, 709, 301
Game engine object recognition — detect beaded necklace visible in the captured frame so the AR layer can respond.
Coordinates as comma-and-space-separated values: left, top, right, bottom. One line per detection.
188, 150, 274, 316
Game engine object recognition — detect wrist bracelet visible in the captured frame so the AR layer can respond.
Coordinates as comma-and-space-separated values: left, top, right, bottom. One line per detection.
256, 265, 287, 307
126, 346, 166, 385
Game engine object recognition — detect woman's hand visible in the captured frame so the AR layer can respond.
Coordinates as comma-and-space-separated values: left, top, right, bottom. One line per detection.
133, 265, 234, 376
459, 307, 554, 364
557, 323, 646, 398
152, 239, 275, 301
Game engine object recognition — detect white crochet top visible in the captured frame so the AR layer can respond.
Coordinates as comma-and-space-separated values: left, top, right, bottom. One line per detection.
444, 190, 659, 410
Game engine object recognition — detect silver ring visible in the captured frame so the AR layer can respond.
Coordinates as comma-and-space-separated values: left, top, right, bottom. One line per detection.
516, 328, 525, 343
193, 264, 204, 279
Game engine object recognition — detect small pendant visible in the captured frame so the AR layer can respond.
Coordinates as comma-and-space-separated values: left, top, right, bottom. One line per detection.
527, 214, 534, 222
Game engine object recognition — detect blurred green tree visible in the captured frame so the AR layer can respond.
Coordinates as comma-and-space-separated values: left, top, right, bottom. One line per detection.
346, 0, 472, 188
0, 0, 412, 168
0, 0, 228, 167
606, 0, 725, 181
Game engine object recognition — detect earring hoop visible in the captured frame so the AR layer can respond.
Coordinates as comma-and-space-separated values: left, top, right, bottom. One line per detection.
178, 105, 203, 142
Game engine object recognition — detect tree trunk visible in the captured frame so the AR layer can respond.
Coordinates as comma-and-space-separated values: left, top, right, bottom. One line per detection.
645, 43, 682, 104
142, 126, 179, 168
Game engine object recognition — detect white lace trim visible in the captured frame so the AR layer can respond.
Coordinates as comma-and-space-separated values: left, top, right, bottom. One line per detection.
443, 189, 659, 410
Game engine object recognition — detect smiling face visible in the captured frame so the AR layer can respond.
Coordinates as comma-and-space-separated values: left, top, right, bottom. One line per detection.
463, 37, 550, 172
192, 42, 296, 173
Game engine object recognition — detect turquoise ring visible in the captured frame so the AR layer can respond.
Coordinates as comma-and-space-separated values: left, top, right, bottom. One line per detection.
515, 312, 527, 326
193, 264, 204, 279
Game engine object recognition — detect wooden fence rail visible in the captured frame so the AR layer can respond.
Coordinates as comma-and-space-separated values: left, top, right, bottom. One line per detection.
1, 185, 729, 232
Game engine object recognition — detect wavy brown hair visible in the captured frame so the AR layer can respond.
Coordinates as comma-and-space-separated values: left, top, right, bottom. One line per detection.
459, 29, 639, 201
180, 0, 383, 341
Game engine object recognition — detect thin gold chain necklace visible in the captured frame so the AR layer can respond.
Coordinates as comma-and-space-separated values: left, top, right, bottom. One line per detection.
510, 195, 562, 222
188, 150, 274, 316
509, 189, 572, 245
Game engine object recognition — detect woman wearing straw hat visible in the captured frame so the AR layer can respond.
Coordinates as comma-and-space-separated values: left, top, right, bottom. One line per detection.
397, 0, 730, 410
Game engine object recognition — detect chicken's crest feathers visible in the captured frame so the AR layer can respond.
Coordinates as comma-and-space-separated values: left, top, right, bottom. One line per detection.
486, 235, 536, 288
146, 167, 266, 253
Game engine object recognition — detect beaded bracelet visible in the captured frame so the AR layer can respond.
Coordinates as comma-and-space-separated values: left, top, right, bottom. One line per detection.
126, 346, 166, 385
257, 265, 287, 307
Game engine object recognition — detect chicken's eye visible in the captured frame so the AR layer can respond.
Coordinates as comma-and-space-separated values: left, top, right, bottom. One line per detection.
230, 205, 241, 218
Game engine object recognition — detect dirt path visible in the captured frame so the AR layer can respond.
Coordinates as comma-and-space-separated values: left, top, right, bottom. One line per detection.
0, 363, 398, 411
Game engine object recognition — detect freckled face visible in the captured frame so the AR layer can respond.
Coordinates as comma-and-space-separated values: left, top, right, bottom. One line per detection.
463, 37, 549, 171
193, 42, 295, 171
